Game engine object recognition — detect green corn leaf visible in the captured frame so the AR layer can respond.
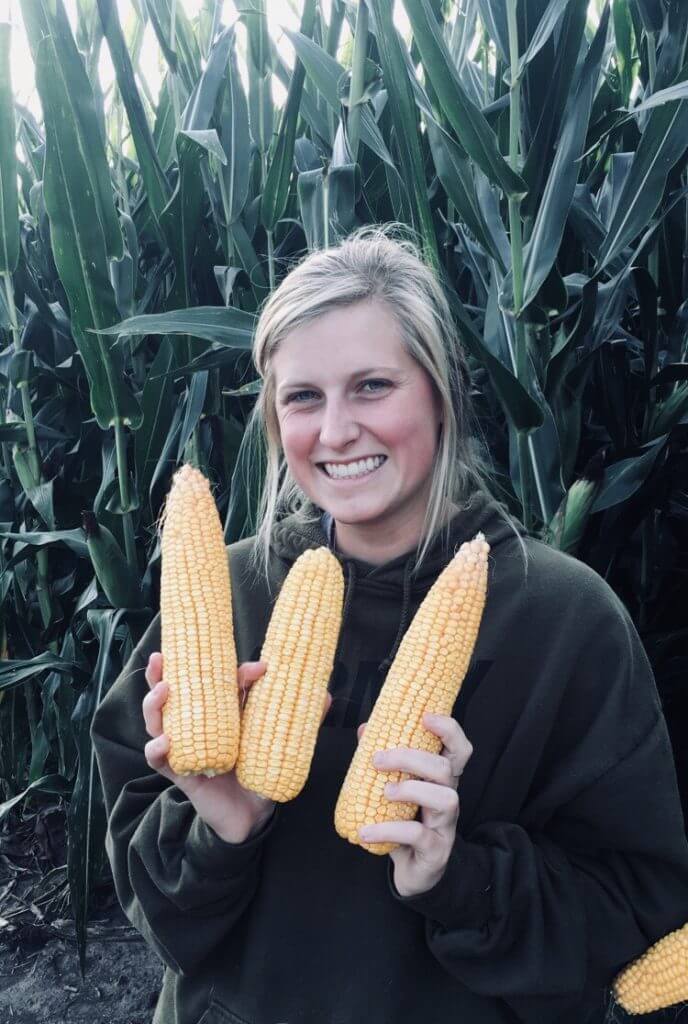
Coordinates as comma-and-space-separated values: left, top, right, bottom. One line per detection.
142, 0, 201, 93
513, 0, 578, 84
134, 338, 177, 513
474, 0, 509, 62
521, 0, 588, 219
176, 371, 208, 462
273, 44, 333, 148
596, 7, 688, 271
0, 528, 90, 560
181, 24, 237, 132
281, 28, 396, 169
443, 284, 544, 432
630, 78, 688, 114
648, 383, 688, 437
298, 163, 361, 249
32, 33, 141, 431
366, 0, 439, 270
82, 512, 142, 609
633, 0, 664, 34
246, 59, 274, 158
613, 0, 634, 106
227, 216, 270, 306
262, 0, 317, 231
219, 38, 253, 227
0, 22, 19, 275
22, 0, 123, 262
70, 607, 129, 977
224, 417, 267, 544
591, 436, 668, 512
0, 775, 71, 821
94, 305, 257, 346
96, 0, 171, 233
234, 0, 272, 77
425, 114, 506, 268
500, 3, 610, 313
596, 97, 688, 271
160, 132, 206, 309
180, 128, 227, 164
401, 0, 527, 198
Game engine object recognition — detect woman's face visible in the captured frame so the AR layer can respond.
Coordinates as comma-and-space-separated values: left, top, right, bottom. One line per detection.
271, 300, 442, 547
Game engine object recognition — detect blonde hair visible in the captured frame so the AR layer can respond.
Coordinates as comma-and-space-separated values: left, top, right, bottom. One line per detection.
243, 223, 528, 582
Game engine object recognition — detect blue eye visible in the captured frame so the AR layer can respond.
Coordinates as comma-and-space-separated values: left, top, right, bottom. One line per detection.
286, 389, 318, 403
284, 379, 390, 404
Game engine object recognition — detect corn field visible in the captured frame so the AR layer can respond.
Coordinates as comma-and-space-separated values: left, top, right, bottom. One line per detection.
0, 0, 687, 981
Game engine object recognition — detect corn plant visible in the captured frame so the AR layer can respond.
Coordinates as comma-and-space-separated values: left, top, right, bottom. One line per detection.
0, 0, 686, 980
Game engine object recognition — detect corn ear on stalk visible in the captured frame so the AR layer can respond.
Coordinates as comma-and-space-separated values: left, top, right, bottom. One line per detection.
335, 532, 490, 855
159, 464, 240, 777
235, 547, 344, 802
612, 922, 688, 1015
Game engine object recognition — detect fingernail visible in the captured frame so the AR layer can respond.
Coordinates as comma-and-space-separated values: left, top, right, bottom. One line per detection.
373, 753, 385, 767
359, 828, 372, 840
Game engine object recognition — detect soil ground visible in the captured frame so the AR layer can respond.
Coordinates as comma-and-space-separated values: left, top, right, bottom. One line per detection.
0, 805, 163, 1024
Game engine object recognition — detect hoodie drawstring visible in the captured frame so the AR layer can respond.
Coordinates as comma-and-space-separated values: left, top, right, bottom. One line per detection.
377, 560, 414, 673
332, 560, 357, 669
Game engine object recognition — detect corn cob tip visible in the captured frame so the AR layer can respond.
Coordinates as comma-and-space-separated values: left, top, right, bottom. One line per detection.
612, 922, 688, 1015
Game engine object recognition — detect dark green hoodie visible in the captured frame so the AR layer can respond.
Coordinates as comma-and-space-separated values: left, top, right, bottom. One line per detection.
90, 489, 688, 1024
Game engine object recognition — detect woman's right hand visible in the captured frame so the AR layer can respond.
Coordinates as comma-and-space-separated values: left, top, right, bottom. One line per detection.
142, 652, 332, 845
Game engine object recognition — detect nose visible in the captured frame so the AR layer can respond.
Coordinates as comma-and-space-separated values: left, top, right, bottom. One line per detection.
318, 396, 360, 451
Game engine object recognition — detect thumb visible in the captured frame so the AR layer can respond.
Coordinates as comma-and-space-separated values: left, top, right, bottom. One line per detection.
357, 721, 366, 742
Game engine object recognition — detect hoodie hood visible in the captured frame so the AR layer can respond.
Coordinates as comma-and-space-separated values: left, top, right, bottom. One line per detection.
270, 489, 527, 672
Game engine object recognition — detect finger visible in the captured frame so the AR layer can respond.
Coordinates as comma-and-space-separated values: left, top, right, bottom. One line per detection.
145, 652, 163, 687
320, 691, 332, 724
144, 733, 172, 777
358, 820, 426, 847
373, 747, 454, 786
423, 713, 474, 763
142, 681, 169, 738
357, 722, 366, 742
238, 660, 268, 689
383, 779, 459, 816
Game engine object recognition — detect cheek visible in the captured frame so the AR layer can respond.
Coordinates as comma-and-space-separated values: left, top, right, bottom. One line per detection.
277, 413, 316, 461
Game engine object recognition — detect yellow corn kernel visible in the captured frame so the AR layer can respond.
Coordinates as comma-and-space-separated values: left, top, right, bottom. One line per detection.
612, 922, 688, 1015
334, 532, 490, 855
235, 547, 344, 802
159, 464, 240, 777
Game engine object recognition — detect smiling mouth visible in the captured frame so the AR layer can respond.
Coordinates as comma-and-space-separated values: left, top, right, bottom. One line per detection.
317, 455, 387, 480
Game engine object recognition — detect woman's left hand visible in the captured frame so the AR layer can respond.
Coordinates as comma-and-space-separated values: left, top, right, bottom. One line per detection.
357, 713, 473, 898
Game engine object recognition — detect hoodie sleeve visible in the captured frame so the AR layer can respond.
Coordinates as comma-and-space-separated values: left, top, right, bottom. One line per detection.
90, 611, 280, 977
388, 593, 688, 1022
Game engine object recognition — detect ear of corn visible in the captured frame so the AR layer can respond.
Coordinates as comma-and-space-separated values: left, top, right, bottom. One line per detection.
334, 532, 490, 855
159, 464, 240, 777
612, 922, 688, 1015
235, 547, 344, 802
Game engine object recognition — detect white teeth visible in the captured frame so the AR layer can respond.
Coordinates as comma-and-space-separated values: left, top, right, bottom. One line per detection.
323, 455, 386, 479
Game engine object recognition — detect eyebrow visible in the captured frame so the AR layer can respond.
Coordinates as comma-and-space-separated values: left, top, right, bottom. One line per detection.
277, 366, 399, 394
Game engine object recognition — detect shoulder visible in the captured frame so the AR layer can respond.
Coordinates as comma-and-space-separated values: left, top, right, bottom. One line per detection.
500, 534, 631, 631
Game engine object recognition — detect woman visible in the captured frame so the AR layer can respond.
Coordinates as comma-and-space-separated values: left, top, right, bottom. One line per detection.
91, 225, 688, 1024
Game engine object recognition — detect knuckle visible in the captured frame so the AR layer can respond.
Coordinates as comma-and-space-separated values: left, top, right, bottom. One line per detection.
460, 737, 474, 761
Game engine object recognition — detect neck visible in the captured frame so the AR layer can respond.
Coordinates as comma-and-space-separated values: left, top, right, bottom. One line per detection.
330, 500, 458, 566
